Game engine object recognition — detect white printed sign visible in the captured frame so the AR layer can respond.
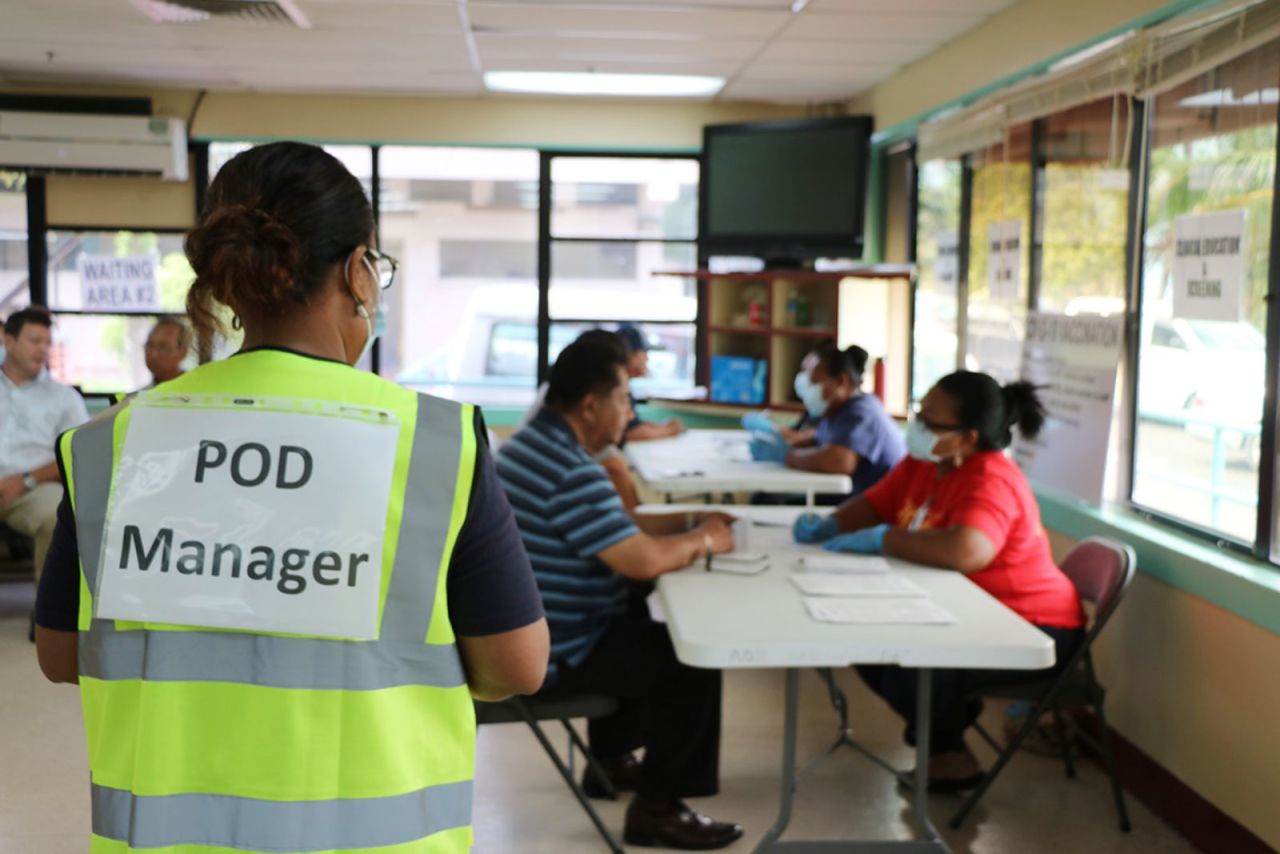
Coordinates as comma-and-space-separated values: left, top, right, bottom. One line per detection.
1173, 210, 1245, 322
986, 220, 1022, 302
934, 229, 959, 291
1013, 312, 1123, 505
77, 254, 160, 311
97, 397, 400, 640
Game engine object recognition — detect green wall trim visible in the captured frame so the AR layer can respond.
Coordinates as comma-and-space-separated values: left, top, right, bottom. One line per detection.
1036, 487, 1280, 637
870, 0, 1224, 147
193, 133, 699, 155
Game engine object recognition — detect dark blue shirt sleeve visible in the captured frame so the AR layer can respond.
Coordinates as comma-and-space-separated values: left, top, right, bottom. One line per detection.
34, 410, 546, 638
445, 410, 546, 636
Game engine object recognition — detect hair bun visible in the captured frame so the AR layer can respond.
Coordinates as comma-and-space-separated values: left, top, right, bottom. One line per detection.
1001, 381, 1047, 441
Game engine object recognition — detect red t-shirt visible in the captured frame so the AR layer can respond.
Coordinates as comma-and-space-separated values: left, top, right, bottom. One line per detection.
863, 451, 1084, 629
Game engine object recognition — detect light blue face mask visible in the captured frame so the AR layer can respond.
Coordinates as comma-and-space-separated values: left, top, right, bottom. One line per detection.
800, 381, 828, 420
905, 417, 948, 463
353, 253, 386, 365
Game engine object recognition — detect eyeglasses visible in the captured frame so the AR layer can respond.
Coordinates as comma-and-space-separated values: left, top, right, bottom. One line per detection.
910, 407, 962, 433
362, 247, 399, 291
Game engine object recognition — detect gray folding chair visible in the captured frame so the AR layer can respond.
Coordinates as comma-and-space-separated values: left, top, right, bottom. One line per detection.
474, 694, 625, 853
951, 536, 1135, 833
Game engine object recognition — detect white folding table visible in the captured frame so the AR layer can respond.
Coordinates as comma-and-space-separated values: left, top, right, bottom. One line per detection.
656, 524, 1055, 852
624, 430, 852, 507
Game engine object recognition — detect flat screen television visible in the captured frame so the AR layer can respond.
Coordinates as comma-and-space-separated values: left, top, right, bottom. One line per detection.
699, 116, 872, 265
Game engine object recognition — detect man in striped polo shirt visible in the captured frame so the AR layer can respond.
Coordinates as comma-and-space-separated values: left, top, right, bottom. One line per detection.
496, 334, 744, 851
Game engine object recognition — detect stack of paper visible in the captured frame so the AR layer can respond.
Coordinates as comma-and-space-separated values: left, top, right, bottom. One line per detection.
803, 596, 956, 625
789, 573, 927, 598
798, 554, 892, 575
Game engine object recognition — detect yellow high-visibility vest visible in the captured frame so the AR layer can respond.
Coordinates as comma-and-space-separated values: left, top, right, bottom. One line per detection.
59, 350, 478, 854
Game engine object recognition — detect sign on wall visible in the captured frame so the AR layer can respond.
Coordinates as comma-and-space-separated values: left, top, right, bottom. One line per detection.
1173, 210, 1245, 322
1013, 312, 1124, 505
986, 220, 1022, 301
934, 229, 959, 291
77, 254, 160, 312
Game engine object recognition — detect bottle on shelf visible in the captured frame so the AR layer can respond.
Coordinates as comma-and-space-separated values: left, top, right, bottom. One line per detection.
795, 292, 811, 327
785, 290, 799, 327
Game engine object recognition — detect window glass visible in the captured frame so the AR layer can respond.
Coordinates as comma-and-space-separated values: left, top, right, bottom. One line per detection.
549, 241, 697, 321
912, 159, 962, 400
40, 230, 195, 392
550, 321, 697, 398
0, 171, 27, 318
1131, 42, 1277, 545
1038, 98, 1131, 313
379, 146, 540, 406
965, 125, 1032, 383
551, 157, 698, 240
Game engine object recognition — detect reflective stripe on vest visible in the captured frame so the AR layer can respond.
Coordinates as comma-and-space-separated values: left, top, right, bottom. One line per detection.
62, 356, 477, 854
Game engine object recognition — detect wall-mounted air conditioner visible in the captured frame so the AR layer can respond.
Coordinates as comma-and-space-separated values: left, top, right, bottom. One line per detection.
0, 111, 188, 181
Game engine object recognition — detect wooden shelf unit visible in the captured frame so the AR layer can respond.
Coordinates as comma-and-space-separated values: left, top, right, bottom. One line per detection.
657, 265, 915, 412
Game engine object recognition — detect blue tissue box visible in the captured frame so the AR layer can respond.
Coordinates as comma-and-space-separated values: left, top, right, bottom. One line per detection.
710, 356, 766, 405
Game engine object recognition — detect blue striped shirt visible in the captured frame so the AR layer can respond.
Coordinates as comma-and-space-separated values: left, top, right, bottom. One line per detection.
496, 408, 638, 683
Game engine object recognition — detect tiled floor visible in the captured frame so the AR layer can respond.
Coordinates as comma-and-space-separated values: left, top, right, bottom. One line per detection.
0, 579, 1194, 853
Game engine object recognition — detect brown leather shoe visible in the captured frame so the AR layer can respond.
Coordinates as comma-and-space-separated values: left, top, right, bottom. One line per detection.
623, 797, 744, 850
581, 752, 642, 800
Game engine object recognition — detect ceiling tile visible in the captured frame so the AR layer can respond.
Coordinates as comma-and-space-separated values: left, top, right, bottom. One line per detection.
785, 12, 975, 43
754, 38, 921, 66
476, 33, 761, 63
468, 3, 790, 40
805, 0, 1010, 12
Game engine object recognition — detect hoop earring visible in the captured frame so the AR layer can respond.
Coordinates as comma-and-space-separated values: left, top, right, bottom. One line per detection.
231, 315, 242, 331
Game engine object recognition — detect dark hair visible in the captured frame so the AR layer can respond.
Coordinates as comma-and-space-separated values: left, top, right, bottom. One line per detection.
152, 315, 192, 351
615, 324, 648, 355
934, 371, 1046, 451
3, 305, 53, 339
184, 142, 374, 360
815, 343, 869, 385
546, 334, 629, 409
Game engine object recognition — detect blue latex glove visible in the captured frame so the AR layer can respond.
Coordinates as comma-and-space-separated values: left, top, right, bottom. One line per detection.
741, 411, 778, 436
822, 524, 890, 555
749, 435, 789, 463
793, 512, 839, 544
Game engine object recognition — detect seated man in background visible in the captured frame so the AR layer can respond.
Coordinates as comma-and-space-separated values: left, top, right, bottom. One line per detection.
752, 343, 905, 496
617, 324, 683, 442
496, 334, 743, 850
516, 328, 641, 511
0, 307, 88, 613
143, 315, 191, 387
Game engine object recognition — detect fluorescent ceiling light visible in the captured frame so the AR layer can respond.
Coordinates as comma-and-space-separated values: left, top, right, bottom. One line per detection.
484, 71, 724, 97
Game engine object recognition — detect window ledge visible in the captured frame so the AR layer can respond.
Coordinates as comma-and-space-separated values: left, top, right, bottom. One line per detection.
1036, 486, 1280, 636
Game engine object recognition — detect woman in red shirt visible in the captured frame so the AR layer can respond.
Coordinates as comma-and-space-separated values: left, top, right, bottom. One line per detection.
792, 370, 1085, 790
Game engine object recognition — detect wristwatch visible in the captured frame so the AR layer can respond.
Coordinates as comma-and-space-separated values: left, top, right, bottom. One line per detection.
21, 472, 37, 493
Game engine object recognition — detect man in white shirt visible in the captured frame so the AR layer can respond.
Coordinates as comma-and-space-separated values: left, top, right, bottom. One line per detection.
0, 307, 89, 587
143, 315, 191, 387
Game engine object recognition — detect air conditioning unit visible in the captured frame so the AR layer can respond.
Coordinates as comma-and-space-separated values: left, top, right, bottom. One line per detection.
0, 111, 188, 181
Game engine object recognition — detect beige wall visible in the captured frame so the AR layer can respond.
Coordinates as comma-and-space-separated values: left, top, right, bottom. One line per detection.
5, 84, 801, 230
1045, 530, 1280, 850
850, 0, 1177, 131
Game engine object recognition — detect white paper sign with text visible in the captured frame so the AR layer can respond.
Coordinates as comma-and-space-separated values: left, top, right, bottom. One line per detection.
1173, 210, 1245, 322
77, 254, 161, 311
1013, 312, 1123, 505
96, 396, 400, 639
986, 220, 1022, 302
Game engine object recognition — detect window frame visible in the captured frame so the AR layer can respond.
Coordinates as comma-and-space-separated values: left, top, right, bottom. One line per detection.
903, 73, 1280, 565
536, 149, 703, 391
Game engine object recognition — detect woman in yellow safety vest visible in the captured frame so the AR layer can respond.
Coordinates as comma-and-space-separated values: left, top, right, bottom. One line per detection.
35, 141, 549, 853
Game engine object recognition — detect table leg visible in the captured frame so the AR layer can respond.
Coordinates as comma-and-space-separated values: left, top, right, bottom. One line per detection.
913, 668, 947, 848
805, 489, 815, 507
754, 668, 800, 852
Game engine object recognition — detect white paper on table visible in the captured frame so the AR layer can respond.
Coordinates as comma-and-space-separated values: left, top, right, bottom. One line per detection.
798, 554, 892, 575
802, 596, 956, 625
732, 518, 754, 551
789, 572, 927, 598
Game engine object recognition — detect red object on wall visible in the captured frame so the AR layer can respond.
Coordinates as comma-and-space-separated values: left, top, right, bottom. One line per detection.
873, 357, 886, 403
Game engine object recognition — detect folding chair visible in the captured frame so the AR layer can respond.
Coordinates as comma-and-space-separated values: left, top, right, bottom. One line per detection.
951, 536, 1135, 833
474, 694, 625, 853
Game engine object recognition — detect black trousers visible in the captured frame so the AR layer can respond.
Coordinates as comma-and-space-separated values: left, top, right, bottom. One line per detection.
543, 611, 723, 801
856, 624, 1084, 756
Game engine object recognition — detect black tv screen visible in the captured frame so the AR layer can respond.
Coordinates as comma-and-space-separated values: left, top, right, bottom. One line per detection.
700, 116, 872, 262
